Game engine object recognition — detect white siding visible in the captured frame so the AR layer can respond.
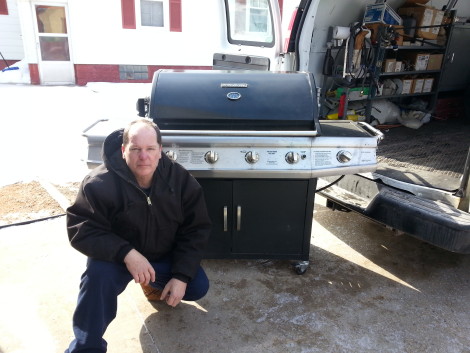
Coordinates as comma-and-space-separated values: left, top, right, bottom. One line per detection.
0, 0, 25, 60
14, 0, 301, 68
67, 0, 221, 66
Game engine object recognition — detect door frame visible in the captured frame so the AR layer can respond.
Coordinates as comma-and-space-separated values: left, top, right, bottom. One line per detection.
32, 1, 75, 85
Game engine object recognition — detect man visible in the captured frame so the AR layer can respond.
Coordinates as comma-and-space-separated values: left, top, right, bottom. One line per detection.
65, 119, 211, 352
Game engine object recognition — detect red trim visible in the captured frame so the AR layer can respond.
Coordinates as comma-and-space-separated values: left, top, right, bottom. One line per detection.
75, 64, 121, 85
278, 0, 283, 19
0, 0, 8, 15
283, 7, 298, 52
121, 0, 136, 29
0, 60, 18, 71
169, 0, 182, 32
74, 64, 211, 86
29, 64, 40, 85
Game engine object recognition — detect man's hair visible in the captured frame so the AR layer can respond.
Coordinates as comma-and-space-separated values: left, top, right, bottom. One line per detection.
123, 118, 162, 146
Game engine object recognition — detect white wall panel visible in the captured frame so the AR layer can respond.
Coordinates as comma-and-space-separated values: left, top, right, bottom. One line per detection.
0, 0, 25, 59
68, 0, 220, 66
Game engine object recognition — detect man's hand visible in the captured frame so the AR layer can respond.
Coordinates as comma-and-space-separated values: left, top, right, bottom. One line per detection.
161, 278, 187, 307
123, 249, 156, 285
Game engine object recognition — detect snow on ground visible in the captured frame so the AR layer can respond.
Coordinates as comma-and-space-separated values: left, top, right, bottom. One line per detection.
0, 81, 152, 187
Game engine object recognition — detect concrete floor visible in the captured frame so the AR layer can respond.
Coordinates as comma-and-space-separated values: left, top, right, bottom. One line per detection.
1, 196, 469, 353
0, 83, 469, 353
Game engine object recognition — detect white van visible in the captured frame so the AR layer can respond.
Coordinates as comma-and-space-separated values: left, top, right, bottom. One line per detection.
214, 0, 470, 253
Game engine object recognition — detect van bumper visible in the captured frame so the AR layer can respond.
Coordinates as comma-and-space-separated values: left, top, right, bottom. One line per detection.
320, 181, 470, 254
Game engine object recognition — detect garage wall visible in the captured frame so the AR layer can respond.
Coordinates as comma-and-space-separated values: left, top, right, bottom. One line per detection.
0, 0, 24, 68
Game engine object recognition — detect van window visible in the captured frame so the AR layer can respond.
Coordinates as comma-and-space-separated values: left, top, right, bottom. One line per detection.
225, 0, 274, 47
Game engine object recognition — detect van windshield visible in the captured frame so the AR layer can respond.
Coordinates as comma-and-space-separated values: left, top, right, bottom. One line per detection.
225, 0, 274, 47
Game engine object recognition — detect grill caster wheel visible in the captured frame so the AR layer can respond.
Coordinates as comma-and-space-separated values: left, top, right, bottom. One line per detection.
293, 261, 309, 275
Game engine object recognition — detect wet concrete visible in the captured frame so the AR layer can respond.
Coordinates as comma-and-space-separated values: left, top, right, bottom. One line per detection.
0, 83, 469, 352
0, 197, 469, 353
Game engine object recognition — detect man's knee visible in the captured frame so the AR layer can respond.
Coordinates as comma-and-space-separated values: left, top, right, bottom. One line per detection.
83, 259, 130, 285
184, 268, 209, 301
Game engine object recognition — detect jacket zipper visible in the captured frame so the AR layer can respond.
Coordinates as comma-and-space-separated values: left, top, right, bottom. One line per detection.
134, 185, 153, 250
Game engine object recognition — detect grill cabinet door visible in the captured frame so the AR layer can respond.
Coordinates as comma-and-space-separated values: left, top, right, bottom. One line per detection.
198, 178, 315, 260
232, 180, 310, 256
198, 179, 233, 257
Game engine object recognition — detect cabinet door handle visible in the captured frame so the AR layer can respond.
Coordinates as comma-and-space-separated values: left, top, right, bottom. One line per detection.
223, 206, 228, 232
237, 205, 242, 231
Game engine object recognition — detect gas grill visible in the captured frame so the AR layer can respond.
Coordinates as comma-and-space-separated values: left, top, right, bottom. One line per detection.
83, 69, 382, 274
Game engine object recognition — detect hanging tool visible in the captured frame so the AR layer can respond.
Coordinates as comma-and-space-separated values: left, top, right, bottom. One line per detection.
337, 92, 347, 119
344, 23, 370, 78
322, 42, 334, 76
0, 50, 19, 72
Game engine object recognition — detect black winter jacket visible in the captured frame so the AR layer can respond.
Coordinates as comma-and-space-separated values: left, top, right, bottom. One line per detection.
66, 129, 211, 282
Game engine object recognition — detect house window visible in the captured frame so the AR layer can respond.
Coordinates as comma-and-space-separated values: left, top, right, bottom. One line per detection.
0, 0, 8, 15
119, 65, 149, 80
248, 0, 269, 32
141, 0, 164, 27
122, 0, 181, 31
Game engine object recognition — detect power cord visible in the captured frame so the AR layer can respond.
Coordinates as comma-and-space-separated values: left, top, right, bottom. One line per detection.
315, 175, 345, 193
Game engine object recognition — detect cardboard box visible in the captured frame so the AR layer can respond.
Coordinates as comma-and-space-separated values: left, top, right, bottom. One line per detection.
394, 61, 403, 72
403, 0, 430, 6
422, 78, 434, 92
412, 78, 425, 93
384, 59, 396, 72
364, 3, 402, 25
397, 6, 444, 40
427, 53, 443, 70
415, 53, 430, 70
431, 11, 444, 37
399, 52, 430, 70
402, 79, 413, 94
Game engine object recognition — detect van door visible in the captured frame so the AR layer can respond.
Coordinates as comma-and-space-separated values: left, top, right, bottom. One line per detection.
214, 0, 283, 71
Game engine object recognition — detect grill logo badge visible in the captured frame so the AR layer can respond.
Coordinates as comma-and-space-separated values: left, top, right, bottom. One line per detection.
221, 83, 248, 88
227, 92, 242, 101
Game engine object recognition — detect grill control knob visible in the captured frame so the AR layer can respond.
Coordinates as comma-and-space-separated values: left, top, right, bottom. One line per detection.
337, 150, 352, 163
165, 150, 177, 161
285, 151, 300, 164
245, 151, 259, 164
204, 151, 219, 164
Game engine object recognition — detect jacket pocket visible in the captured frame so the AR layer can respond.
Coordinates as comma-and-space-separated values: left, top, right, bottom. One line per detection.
145, 225, 177, 258
111, 211, 138, 241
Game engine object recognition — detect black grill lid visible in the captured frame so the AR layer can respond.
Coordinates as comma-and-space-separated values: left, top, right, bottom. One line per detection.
148, 69, 319, 131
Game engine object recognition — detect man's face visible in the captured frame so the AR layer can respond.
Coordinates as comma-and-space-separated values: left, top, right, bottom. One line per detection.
121, 124, 162, 187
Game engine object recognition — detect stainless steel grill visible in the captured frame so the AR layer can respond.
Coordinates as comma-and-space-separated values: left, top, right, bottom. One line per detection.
85, 70, 381, 177
139, 70, 379, 178
83, 69, 382, 274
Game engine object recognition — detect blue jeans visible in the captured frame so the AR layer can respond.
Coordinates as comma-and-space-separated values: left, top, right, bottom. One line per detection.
65, 257, 209, 353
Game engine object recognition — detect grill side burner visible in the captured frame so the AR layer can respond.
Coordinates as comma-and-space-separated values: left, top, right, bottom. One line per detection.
83, 69, 381, 274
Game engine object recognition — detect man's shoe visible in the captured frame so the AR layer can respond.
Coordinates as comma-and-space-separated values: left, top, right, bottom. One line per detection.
141, 283, 163, 301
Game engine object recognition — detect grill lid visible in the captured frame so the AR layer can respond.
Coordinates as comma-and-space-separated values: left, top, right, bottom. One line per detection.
147, 69, 319, 131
